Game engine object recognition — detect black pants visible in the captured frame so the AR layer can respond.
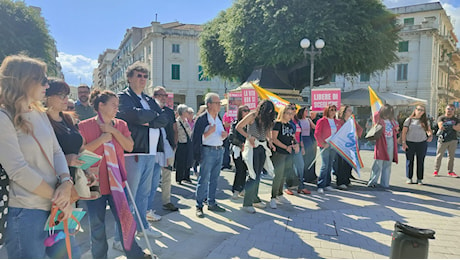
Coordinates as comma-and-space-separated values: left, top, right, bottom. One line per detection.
175, 142, 191, 182
303, 136, 317, 182
232, 152, 247, 193
222, 137, 231, 168
335, 156, 351, 186
405, 141, 427, 180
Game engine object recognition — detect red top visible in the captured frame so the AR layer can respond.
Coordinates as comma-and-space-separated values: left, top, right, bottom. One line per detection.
373, 112, 398, 163
78, 117, 131, 195
222, 112, 234, 133
314, 117, 343, 148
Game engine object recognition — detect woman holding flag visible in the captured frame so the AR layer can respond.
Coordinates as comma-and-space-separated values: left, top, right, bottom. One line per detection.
335, 106, 363, 189
79, 90, 151, 258
367, 104, 399, 189
314, 105, 342, 194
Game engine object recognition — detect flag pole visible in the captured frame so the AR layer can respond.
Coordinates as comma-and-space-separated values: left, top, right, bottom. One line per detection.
307, 147, 325, 170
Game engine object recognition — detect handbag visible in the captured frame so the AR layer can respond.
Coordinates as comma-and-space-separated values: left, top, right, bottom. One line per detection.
365, 123, 383, 141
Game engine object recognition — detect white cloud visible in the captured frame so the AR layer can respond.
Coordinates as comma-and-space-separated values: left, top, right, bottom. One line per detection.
443, 3, 460, 47
57, 52, 98, 87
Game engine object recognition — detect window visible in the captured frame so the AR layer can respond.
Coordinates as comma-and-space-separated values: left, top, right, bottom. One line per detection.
398, 41, 409, 52
330, 74, 336, 83
360, 73, 370, 82
404, 18, 414, 26
396, 64, 408, 81
172, 44, 180, 53
172, 64, 180, 80
198, 65, 210, 81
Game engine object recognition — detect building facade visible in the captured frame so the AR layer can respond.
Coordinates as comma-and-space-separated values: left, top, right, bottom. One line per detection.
94, 21, 236, 110
317, 2, 459, 117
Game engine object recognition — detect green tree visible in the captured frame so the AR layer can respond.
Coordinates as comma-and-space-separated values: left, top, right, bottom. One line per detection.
199, 0, 400, 89
0, 0, 59, 75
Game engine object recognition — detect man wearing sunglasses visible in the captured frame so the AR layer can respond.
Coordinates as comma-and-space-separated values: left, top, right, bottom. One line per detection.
116, 61, 171, 243
75, 84, 96, 120
434, 104, 460, 178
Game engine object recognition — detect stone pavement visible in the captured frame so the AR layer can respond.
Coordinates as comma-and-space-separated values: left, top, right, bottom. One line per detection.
1, 149, 459, 259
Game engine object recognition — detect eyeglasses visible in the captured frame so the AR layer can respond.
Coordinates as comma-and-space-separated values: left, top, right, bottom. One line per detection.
154, 93, 168, 97
78, 91, 90, 95
447, 108, 454, 111
56, 93, 69, 100
41, 77, 49, 86
136, 74, 148, 79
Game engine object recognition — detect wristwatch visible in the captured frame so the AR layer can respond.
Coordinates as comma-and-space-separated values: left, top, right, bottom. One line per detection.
59, 176, 74, 185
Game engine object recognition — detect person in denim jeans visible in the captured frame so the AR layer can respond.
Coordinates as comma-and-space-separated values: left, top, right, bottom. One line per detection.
192, 93, 228, 218
314, 105, 342, 194
0, 55, 78, 258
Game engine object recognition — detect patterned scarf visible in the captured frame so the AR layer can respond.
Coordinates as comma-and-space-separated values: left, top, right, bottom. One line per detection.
100, 114, 136, 250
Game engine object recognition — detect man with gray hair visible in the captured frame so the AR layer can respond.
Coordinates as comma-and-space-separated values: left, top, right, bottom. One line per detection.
192, 93, 227, 218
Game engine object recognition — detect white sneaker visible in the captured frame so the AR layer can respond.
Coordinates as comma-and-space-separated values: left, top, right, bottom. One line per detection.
270, 198, 277, 209
137, 226, 162, 238
338, 184, 348, 190
231, 191, 240, 200
238, 190, 245, 197
253, 201, 266, 209
318, 188, 324, 194
325, 186, 334, 191
243, 206, 256, 213
112, 241, 124, 252
276, 195, 290, 204
146, 209, 162, 222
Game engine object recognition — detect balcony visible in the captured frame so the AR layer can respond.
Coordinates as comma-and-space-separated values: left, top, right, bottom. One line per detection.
438, 60, 456, 74
441, 34, 457, 51
437, 87, 457, 99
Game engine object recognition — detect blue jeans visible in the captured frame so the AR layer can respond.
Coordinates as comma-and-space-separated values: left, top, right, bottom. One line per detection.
5, 207, 80, 259
293, 150, 305, 189
147, 162, 162, 210
196, 146, 224, 208
368, 137, 394, 188
125, 155, 155, 231
85, 195, 145, 259
318, 147, 337, 188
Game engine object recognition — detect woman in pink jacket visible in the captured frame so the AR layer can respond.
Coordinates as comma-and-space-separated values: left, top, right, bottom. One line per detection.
367, 104, 399, 188
314, 105, 342, 194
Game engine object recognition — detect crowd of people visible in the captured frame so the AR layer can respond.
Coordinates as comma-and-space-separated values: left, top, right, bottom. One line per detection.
0, 54, 459, 259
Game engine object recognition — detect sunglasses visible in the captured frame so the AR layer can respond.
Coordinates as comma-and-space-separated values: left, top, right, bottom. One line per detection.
447, 108, 454, 111
67, 106, 75, 110
242, 109, 250, 112
416, 108, 425, 112
136, 74, 148, 79
41, 77, 49, 86
155, 93, 168, 97
330, 109, 336, 112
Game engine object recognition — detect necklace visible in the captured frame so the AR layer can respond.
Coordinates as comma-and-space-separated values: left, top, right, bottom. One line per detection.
57, 119, 71, 133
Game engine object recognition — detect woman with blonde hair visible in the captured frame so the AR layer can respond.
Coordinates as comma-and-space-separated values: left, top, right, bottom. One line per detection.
0, 55, 78, 258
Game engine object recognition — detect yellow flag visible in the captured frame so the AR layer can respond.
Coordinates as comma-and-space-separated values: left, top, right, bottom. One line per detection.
250, 82, 299, 112
368, 85, 383, 122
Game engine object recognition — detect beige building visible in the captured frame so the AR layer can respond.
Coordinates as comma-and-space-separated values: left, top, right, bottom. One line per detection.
319, 2, 460, 117
94, 22, 236, 110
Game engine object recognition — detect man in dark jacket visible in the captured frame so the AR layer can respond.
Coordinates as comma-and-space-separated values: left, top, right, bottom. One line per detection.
116, 61, 170, 241
192, 93, 227, 218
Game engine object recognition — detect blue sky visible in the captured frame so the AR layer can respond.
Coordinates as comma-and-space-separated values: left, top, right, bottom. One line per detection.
21, 0, 460, 87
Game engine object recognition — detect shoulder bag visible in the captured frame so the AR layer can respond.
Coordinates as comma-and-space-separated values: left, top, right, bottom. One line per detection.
365, 123, 383, 141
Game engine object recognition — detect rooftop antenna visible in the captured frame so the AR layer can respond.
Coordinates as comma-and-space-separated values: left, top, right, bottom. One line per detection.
155, 13, 158, 22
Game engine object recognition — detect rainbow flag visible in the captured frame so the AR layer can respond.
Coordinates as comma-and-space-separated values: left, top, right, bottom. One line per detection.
326, 115, 364, 176
250, 82, 299, 112
368, 86, 383, 122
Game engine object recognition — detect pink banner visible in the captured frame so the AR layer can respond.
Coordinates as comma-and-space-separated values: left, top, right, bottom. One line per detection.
242, 89, 258, 110
227, 92, 242, 118
311, 89, 341, 112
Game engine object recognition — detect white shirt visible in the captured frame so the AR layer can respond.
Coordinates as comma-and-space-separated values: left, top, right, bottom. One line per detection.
328, 118, 337, 135
202, 111, 224, 146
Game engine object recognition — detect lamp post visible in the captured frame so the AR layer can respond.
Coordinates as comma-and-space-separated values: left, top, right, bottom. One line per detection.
300, 38, 325, 90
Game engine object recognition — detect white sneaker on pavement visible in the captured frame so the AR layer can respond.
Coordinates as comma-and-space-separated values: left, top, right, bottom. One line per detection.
318, 188, 324, 194
243, 206, 256, 213
325, 186, 334, 191
338, 184, 348, 190
253, 201, 267, 209
146, 209, 162, 222
112, 241, 124, 252
276, 195, 290, 204
231, 191, 240, 200
137, 225, 162, 238
270, 198, 277, 209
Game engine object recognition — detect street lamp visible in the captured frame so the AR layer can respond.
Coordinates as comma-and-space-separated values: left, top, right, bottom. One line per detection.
300, 38, 325, 89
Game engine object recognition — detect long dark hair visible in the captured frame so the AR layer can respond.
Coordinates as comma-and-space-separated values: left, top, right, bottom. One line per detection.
379, 104, 395, 120
255, 99, 275, 129
410, 105, 429, 131
46, 78, 78, 134
237, 105, 249, 121
338, 105, 350, 121
297, 107, 307, 120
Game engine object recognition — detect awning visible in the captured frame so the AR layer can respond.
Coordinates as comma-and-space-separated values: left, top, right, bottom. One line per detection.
341, 88, 427, 106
